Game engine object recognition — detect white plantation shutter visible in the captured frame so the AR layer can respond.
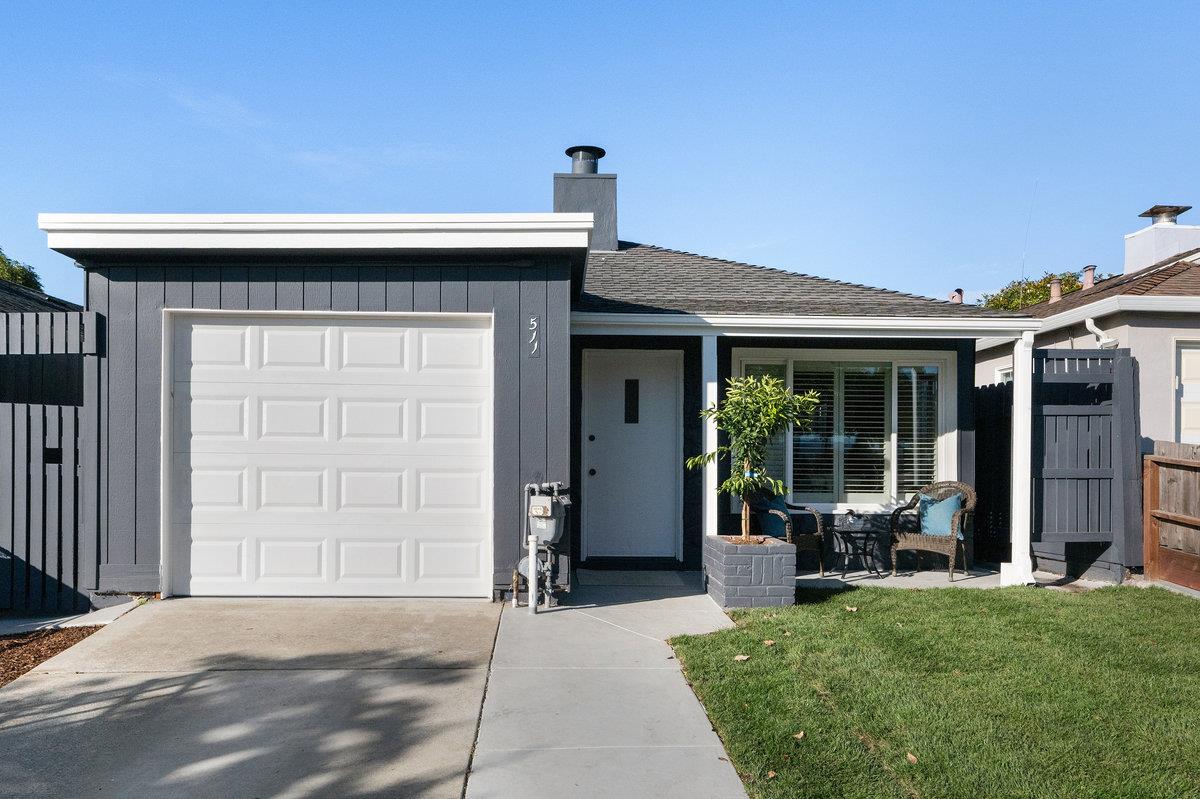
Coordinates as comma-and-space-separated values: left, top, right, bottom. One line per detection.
1179, 345, 1200, 444
897, 365, 939, 492
793, 367, 837, 500
841, 366, 889, 497
745, 363, 788, 486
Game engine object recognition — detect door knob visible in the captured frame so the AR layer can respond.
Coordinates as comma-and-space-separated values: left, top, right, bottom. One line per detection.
588, 468, 597, 476
588, 434, 595, 442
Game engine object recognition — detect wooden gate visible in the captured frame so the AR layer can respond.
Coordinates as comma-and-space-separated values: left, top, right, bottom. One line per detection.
1143, 441, 1200, 591
1031, 349, 1140, 579
0, 311, 101, 612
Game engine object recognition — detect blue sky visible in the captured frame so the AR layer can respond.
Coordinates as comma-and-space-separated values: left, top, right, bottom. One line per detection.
3, 2, 1199, 304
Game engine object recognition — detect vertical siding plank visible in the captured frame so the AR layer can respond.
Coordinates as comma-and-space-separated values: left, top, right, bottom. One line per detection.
413, 266, 440, 312
439, 266, 468, 312
491, 265, 520, 584
220, 265, 249, 310
303, 265, 332, 310
466, 267, 494, 315
275, 265, 305, 310
385, 265, 414, 311
247, 264, 277, 311
81, 275, 107, 591
519, 264, 548, 485
358, 264, 387, 312
545, 260, 571, 483
106, 267, 138, 567
193, 264, 220, 309
135, 267, 166, 571
331, 265, 359, 311
164, 264, 193, 310
44, 408, 61, 610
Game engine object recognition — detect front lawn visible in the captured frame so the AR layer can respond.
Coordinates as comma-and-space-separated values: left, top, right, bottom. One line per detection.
672, 587, 1200, 799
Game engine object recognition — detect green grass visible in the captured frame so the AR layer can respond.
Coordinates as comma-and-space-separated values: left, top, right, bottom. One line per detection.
670, 587, 1200, 799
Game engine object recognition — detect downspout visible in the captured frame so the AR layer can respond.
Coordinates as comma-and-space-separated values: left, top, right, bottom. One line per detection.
1085, 317, 1119, 349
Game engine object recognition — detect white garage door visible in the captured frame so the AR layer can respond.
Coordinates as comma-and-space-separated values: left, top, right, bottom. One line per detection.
168, 314, 493, 597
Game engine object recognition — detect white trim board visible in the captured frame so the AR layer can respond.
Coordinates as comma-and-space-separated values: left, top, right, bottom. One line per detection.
976, 295, 1200, 350
573, 311, 1037, 339
40, 213, 593, 252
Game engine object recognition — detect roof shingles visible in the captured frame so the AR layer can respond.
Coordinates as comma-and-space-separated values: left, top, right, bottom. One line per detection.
0, 280, 81, 313
575, 242, 1020, 318
1020, 248, 1200, 318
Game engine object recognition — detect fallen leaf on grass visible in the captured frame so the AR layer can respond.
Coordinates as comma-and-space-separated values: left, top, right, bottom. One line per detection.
767, 771, 777, 779
782, 631, 792, 636
845, 606, 858, 612
906, 752, 918, 764
734, 654, 751, 662
763, 639, 776, 646
793, 731, 806, 741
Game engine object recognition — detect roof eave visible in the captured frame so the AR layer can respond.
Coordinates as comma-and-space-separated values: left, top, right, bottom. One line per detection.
572, 311, 1038, 339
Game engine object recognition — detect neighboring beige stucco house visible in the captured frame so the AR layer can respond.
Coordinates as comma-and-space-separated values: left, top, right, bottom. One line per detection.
977, 205, 1200, 450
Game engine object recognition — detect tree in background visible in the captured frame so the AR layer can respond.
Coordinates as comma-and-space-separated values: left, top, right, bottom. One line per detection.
981, 270, 1089, 310
0, 248, 43, 291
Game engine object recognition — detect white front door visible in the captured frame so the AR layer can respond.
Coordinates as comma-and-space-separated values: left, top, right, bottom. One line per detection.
581, 350, 683, 559
1179, 343, 1200, 444
167, 313, 493, 597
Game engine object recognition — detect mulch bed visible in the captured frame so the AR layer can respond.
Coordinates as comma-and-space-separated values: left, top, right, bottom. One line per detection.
0, 626, 101, 688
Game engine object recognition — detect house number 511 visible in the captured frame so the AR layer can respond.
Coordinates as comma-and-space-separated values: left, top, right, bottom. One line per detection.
528, 315, 540, 358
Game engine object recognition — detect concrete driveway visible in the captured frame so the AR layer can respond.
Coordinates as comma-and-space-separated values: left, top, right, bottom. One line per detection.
0, 598, 500, 798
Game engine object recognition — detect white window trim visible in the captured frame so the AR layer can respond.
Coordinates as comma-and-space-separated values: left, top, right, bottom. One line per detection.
732, 347, 958, 513
995, 365, 1014, 384
1174, 337, 1200, 444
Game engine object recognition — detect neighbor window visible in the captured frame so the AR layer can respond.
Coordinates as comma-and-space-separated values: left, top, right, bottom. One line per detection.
739, 352, 950, 505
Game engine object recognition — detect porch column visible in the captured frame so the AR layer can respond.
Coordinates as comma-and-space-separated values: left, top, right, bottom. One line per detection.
702, 335, 719, 536
1001, 330, 1036, 585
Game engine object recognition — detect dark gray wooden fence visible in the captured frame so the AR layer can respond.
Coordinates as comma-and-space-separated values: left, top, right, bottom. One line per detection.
973, 381, 1012, 563
0, 311, 100, 613
974, 349, 1140, 579
1032, 349, 1140, 572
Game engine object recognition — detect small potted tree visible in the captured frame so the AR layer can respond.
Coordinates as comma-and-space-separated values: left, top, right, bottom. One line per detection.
687, 374, 818, 607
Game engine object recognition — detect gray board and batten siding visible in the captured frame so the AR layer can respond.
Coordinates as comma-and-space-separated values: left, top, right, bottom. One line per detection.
82, 254, 572, 595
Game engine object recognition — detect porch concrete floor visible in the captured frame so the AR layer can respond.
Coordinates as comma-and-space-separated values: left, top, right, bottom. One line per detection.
797, 566, 1112, 591
465, 571, 747, 799
0, 597, 501, 798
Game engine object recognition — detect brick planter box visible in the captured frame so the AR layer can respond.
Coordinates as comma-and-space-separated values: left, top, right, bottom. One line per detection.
703, 535, 796, 608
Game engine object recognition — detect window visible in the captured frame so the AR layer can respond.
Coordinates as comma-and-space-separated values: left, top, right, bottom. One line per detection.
995, 366, 1014, 384
737, 350, 952, 507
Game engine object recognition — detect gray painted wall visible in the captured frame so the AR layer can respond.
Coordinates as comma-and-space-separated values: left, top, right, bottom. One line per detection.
83, 256, 571, 593
977, 311, 1200, 448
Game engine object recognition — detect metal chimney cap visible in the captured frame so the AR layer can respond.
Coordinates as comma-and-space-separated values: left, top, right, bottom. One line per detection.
565, 145, 606, 174
1138, 204, 1192, 224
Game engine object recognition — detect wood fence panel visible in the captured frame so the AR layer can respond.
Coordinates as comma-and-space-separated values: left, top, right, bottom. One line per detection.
1144, 442, 1200, 591
0, 311, 96, 612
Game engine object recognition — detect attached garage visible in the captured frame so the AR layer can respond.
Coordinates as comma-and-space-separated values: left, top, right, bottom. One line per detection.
38, 212, 586, 600
166, 313, 493, 597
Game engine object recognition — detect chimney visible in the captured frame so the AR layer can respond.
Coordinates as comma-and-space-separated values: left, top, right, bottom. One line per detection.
1124, 204, 1199, 274
553, 145, 617, 251
948, 288, 963, 304
1048, 277, 1062, 303
1082, 264, 1097, 289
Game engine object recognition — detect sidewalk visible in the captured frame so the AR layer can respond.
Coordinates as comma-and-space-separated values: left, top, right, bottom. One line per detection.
465, 571, 747, 799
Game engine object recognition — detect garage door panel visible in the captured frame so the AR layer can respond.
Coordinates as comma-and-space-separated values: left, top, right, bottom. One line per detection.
176, 383, 489, 453
175, 318, 491, 387
170, 314, 492, 598
176, 524, 489, 596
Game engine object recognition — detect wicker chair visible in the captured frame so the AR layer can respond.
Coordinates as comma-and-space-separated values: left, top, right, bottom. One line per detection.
755, 499, 827, 578
890, 481, 976, 581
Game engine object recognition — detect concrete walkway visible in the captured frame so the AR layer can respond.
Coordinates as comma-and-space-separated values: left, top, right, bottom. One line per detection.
0, 598, 142, 635
0, 598, 500, 798
466, 571, 746, 799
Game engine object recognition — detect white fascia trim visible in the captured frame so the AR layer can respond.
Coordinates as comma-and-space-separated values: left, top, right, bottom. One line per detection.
571, 311, 1038, 339
39, 213, 594, 251
975, 295, 1200, 349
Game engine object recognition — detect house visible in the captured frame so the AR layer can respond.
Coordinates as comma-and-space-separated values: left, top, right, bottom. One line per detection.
0, 279, 81, 312
976, 205, 1200, 448
34, 146, 1040, 605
